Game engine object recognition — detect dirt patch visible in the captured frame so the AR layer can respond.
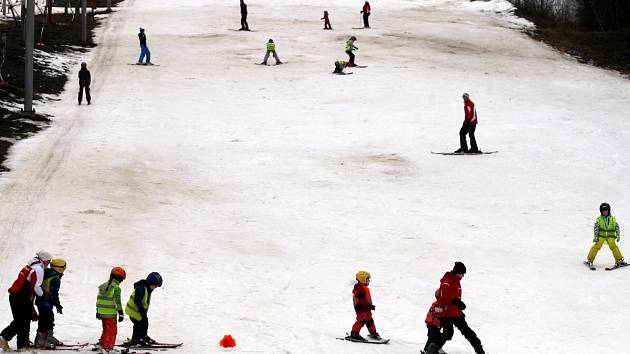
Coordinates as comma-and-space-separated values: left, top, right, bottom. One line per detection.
0, 1, 124, 172
527, 28, 630, 77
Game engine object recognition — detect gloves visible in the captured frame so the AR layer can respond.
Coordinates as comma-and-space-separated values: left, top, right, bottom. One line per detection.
118, 311, 124, 323
369, 304, 376, 311
354, 304, 363, 312
452, 298, 466, 311
56, 305, 63, 315
96, 313, 101, 320
433, 306, 444, 314
31, 307, 39, 322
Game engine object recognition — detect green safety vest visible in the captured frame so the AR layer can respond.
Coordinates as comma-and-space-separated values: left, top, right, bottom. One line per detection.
96, 279, 122, 318
125, 286, 150, 321
597, 216, 618, 238
267, 42, 275, 51
345, 41, 354, 52
42, 276, 56, 297
336, 60, 346, 66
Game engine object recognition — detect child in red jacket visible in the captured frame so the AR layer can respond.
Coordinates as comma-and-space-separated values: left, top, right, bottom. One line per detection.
422, 299, 446, 354
350, 271, 381, 340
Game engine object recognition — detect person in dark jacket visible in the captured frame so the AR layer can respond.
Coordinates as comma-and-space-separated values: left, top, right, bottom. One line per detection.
78, 62, 91, 105
435, 262, 485, 354
239, 0, 249, 31
321, 10, 332, 30
34, 259, 66, 349
137, 28, 152, 65
124, 272, 162, 346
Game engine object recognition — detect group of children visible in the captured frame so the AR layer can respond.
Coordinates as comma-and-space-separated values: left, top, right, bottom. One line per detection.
0, 252, 163, 354
350, 263, 485, 354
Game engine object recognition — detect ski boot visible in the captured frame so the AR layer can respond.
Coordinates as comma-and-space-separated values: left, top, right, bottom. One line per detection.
453, 148, 467, 153
143, 336, 157, 345
349, 331, 365, 341
46, 330, 62, 346
616, 259, 628, 267
34, 331, 51, 349
422, 342, 441, 354
367, 332, 382, 341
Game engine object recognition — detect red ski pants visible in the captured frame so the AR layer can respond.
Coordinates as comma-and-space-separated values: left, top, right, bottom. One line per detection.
351, 311, 377, 334
100, 318, 117, 350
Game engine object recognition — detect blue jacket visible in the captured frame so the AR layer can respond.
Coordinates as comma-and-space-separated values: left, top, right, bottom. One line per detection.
35, 268, 62, 310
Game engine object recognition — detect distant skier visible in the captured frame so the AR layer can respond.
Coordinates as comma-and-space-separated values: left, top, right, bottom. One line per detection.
585, 203, 627, 268
333, 59, 347, 74
78, 62, 91, 105
260, 39, 283, 65
96, 267, 127, 354
0, 250, 53, 352
34, 259, 66, 349
435, 262, 485, 354
137, 28, 152, 65
422, 298, 447, 354
321, 10, 332, 30
454, 93, 479, 153
239, 0, 249, 31
345, 36, 358, 67
125, 272, 163, 346
349, 271, 382, 341
360, 1, 371, 28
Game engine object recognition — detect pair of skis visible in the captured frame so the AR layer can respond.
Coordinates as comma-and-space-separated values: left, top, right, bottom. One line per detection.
336, 333, 389, 345
584, 261, 629, 271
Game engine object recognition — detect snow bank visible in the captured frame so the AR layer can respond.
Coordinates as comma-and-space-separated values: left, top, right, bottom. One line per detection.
461, 0, 535, 29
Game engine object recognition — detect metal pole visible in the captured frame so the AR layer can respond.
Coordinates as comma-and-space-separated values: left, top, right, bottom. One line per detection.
23, 0, 34, 114
81, 0, 86, 44
2, 0, 6, 18
107, 0, 111, 12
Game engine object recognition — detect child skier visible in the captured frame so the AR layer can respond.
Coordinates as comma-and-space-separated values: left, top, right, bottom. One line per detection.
585, 203, 627, 269
349, 271, 382, 341
321, 11, 332, 30
333, 60, 347, 74
125, 272, 163, 346
422, 299, 446, 354
0, 250, 52, 352
260, 39, 283, 65
34, 259, 66, 349
96, 267, 126, 354
345, 36, 358, 67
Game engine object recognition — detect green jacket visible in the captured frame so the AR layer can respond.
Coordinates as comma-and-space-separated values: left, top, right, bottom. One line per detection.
96, 279, 123, 318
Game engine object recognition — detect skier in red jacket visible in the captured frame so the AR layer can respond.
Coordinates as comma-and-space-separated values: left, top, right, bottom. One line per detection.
321, 11, 332, 30
422, 299, 447, 354
455, 93, 480, 153
349, 271, 382, 341
435, 262, 485, 354
360, 1, 371, 28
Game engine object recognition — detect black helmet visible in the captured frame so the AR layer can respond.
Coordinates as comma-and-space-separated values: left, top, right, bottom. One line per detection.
600, 202, 611, 214
350, 36, 357, 40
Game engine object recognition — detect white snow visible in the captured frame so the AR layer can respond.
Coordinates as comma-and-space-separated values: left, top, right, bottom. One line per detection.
1, 0, 629, 353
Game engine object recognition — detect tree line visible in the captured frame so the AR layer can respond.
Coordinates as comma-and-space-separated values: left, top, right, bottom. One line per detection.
508, 0, 630, 31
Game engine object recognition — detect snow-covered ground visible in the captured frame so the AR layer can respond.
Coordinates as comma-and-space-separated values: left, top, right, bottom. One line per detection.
1, 0, 629, 353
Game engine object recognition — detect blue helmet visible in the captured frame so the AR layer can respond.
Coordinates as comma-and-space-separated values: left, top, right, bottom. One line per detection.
146, 272, 163, 287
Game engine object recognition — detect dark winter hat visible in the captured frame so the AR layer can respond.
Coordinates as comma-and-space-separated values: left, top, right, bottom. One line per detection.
452, 262, 467, 274
600, 202, 611, 213
146, 272, 163, 287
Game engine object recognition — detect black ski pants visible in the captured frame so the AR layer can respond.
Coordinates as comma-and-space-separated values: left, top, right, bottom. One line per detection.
36, 306, 54, 332
363, 13, 370, 28
240, 15, 249, 30
1, 293, 33, 349
131, 316, 149, 341
441, 315, 484, 353
346, 50, 355, 66
78, 84, 91, 104
459, 123, 478, 152
423, 324, 447, 352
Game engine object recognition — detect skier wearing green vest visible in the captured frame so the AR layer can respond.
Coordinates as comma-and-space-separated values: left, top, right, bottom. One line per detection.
125, 272, 163, 346
260, 39, 282, 65
96, 267, 126, 354
585, 203, 627, 269
34, 259, 66, 349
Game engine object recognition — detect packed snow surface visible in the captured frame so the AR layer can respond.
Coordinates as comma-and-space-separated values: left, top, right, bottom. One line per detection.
1, 0, 629, 353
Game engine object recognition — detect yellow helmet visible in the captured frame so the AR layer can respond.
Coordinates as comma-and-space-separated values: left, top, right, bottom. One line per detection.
50, 259, 66, 274
356, 270, 371, 285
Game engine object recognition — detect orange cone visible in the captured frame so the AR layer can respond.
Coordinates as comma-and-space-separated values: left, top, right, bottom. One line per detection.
219, 334, 236, 348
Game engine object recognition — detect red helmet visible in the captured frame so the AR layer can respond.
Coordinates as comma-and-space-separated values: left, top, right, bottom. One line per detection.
110, 267, 127, 280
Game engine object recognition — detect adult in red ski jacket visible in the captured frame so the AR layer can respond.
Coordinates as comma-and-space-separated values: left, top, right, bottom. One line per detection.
435, 262, 485, 354
360, 1, 371, 28
455, 93, 479, 153
0, 251, 53, 351
350, 271, 381, 341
